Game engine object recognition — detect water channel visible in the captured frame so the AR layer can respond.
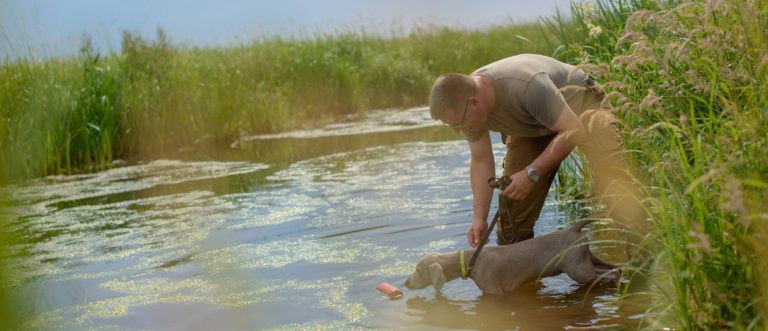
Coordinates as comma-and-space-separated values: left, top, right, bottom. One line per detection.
1, 107, 642, 330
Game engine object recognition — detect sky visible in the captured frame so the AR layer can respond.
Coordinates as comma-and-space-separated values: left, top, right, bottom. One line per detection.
0, 0, 574, 60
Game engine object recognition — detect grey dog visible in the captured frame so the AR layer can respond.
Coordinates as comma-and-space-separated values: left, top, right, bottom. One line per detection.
404, 219, 620, 295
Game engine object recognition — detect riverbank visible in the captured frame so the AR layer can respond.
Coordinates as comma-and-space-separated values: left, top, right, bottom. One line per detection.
551, 0, 767, 328
0, 22, 554, 182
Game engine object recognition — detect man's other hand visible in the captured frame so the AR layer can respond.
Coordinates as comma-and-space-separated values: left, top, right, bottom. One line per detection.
503, 170, 534, 200
467, 219, 488, 248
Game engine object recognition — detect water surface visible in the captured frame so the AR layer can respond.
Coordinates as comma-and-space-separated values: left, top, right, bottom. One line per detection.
2, 107, 640, 330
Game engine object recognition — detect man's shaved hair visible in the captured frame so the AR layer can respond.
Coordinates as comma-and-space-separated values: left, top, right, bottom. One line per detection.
429, 73, 477, 120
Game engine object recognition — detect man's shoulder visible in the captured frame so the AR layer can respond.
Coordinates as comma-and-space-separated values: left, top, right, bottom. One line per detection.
485, 54, 560, 67
473, 54, 559, 82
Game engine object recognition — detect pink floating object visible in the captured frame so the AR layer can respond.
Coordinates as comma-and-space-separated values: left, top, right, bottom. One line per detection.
376, 281, 403, 299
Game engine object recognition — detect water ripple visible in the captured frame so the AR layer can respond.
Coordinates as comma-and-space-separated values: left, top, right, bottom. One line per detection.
4, 133, 632, 329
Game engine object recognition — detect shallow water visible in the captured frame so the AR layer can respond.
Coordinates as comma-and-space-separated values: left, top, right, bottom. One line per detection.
2, 108, 640, 330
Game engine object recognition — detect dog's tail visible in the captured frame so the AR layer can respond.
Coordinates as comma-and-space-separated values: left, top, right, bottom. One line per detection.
569, 218, 596, 232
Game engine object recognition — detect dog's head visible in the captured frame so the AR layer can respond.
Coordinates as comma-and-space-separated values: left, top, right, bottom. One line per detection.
404, 252, 447, 292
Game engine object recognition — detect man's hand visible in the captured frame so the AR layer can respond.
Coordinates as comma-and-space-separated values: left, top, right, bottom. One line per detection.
502, 169, 535, 200
467, 218, 488, 248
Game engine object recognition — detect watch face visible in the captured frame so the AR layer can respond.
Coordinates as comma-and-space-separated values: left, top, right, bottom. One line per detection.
527, 167, 539, 182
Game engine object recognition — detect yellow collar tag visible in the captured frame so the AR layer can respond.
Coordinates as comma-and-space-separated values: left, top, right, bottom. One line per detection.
460, 250, 468, 279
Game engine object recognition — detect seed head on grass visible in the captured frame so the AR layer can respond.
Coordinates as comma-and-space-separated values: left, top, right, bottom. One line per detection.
576, 63, 609, 77
611, 55, 643, 73
615, 31, 647, 48
705, 0, 725, 13
624, 10, 656, 32
639, 89, 661, 112
600, 90, 629, 110
725, 177, 749, 228
686, 224, 713, 264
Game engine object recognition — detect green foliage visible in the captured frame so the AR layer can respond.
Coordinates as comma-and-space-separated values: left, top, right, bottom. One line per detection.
0, 24, 557, 181
547, 0, 768, 328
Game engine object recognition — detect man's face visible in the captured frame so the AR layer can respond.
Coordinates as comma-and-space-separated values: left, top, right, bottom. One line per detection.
441, 97, 474, 133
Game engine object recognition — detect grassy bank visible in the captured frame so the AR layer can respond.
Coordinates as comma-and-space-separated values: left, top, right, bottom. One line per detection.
0, 23, 555, 182
547, 0, 768, 328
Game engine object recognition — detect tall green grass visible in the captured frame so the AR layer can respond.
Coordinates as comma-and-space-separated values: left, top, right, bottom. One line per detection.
0, 23, 554, 182
546, 0, 768, 328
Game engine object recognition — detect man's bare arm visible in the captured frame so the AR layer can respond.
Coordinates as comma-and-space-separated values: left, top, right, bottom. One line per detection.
467, 131, 495, 247
530, 104, 584, 175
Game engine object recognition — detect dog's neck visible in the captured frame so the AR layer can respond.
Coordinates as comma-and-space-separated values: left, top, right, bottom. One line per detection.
438, 249, 476, 281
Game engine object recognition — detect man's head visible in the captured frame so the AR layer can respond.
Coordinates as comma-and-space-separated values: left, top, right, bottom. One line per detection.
429, 74, 477, 130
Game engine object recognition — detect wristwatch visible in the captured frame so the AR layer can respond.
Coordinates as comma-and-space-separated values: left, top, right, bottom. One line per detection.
526, 165, 540, 183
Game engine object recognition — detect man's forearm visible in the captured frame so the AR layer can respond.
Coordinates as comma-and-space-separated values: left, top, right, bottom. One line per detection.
531, 129, 581, 176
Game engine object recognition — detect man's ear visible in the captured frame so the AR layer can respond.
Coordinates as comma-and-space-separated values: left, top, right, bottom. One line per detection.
428, 263, 447, 292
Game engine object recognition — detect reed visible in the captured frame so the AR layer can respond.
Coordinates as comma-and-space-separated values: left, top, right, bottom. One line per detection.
0, 23, 554, 182
547, 0, 768, 328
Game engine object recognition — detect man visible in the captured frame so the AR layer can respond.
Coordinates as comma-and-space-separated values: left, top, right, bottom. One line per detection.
429, 54, 647, 253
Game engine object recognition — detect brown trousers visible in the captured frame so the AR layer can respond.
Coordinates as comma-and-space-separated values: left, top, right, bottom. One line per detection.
496, 83, 648, 247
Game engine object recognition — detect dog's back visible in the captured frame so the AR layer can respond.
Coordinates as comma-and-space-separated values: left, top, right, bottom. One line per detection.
404, 219, 617, 296
471, 219, 600, 294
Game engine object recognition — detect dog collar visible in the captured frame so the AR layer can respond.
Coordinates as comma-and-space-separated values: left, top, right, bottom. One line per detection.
460, 250, 468, 279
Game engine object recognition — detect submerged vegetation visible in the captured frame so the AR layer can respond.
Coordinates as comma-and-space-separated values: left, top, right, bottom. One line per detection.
1, 0, 767, 329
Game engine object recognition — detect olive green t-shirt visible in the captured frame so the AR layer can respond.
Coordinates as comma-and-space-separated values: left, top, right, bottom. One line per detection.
463, 54, 589, 142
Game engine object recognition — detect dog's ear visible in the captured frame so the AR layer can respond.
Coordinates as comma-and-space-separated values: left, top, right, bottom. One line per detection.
428, 263, 446, 292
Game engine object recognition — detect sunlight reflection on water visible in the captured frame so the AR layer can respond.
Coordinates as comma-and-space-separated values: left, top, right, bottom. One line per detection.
2, 109, 637, 330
